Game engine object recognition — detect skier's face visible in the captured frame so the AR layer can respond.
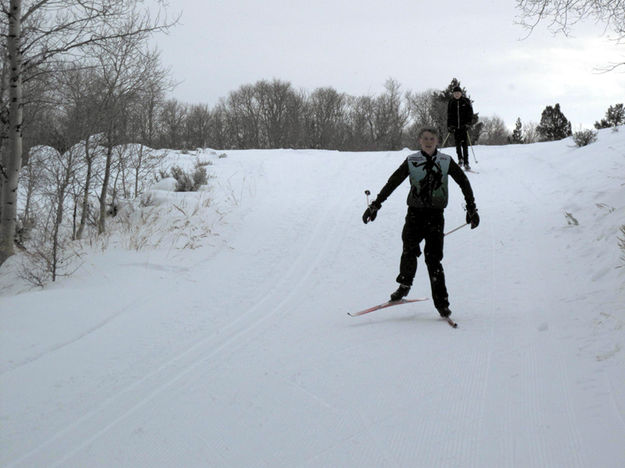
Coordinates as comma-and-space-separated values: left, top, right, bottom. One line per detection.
419, 131, 438, 155
453, 91, 462, 99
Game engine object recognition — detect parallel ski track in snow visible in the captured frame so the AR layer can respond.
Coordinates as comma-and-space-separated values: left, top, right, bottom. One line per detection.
465, 165, 587, 468
8, 158, 356, 468
0, 295, 149, 377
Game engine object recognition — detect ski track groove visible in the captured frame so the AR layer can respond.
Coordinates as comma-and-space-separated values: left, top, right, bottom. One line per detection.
528, 343, 549, 468
459, 348, 490, 467
442, 344, 491, 467
530, 228, 586, 467
9, 160, 354, 468
558, 350, 586, 468
255, 185, 380, 466
352, 409, 400, 468
0, 296, 148, 377
470, 219, 496, 468
504, 313, 544, 467
290, 164, 408, 467
286, 189, 399, 466
607, 372, 625, 429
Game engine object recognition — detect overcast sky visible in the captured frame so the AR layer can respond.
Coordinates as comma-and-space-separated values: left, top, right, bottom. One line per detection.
152, 0, 625, 130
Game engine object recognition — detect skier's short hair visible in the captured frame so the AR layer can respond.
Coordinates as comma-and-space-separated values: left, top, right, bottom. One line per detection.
417, 126, 439, 139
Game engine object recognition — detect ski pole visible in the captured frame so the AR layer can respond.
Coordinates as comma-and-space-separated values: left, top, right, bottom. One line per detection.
441, 132, 450, 147
364, 189, 370, 206
467, 133, 478, 164
444, 222, 469, 236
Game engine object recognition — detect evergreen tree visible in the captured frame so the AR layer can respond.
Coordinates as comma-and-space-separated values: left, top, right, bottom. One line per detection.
509, 117, 524, 144
594, 103, 624, 129
440, 78, 464, 102
537, 103, 572, 141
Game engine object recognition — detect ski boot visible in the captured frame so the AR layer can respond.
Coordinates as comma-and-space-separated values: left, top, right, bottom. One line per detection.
390, 284, 411, 302
437, 306, 452, 318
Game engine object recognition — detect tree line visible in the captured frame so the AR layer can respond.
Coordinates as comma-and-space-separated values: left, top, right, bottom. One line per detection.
139, 79, 624, 151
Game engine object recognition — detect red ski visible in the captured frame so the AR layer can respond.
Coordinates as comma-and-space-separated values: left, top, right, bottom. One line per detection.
347, 298, 429, 317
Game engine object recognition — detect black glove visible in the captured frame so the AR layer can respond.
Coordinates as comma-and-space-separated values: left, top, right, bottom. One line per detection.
448, 126, 455, 132
362, 200, 381, 224
466, 203, 479, 229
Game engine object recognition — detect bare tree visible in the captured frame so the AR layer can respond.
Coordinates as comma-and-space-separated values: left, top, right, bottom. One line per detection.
17, 143, 44, 244
128, 143, 162, 198
523, 121, 540, 143
135, 71, 170, 148
305, 87, 346, 149
256, 79, 304, 148
217, 79, 305, 150
21, 143, 81, 283
479, 116, 511, 145
516, 0, 625, 70
405, 90, 439, 127
53, 66, 105, 240
0, 0, 173, 266
91, 38, 169, 234
1, 0, 24, 266
373, 79, 408, 150
158, 99, 188, 149
226, 85, 262, 149
345, 95, 376, 150
207, 100, 229, 149
44, 143, 81, 281
186, 103, 212, 149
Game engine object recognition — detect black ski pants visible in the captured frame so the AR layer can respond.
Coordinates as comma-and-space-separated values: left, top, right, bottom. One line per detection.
454, 127, 469, 165
396, 208, 449, 310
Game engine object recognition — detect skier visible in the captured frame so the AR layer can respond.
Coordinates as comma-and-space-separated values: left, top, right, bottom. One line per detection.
447, 86, 474, 170
361, 127, 479, 318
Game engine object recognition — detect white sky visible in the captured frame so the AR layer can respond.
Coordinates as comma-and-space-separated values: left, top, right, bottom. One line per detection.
152, 0, 625, 129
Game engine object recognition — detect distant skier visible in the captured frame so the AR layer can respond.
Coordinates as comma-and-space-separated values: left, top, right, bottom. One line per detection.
361, 127, 480, 318
447, 86, 474, 170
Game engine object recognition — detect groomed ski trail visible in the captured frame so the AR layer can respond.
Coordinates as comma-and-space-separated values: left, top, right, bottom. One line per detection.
2, 139, 624, 467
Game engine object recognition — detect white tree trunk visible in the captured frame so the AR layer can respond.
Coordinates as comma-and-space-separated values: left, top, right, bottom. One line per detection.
0, 0, 23, 265
76, 137, 93, 240
98, 134, 113, 235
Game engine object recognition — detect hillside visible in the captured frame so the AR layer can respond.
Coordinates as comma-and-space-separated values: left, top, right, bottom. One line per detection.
1, 129, 624, 467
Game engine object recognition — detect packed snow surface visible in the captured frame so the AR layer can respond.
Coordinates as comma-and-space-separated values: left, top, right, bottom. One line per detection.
1, 129, 624, 467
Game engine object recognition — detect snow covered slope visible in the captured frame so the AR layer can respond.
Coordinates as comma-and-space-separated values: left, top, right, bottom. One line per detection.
1, 128, 624, 467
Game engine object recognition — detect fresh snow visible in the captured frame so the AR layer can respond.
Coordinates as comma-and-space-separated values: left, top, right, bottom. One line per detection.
1, 129, 624, 467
